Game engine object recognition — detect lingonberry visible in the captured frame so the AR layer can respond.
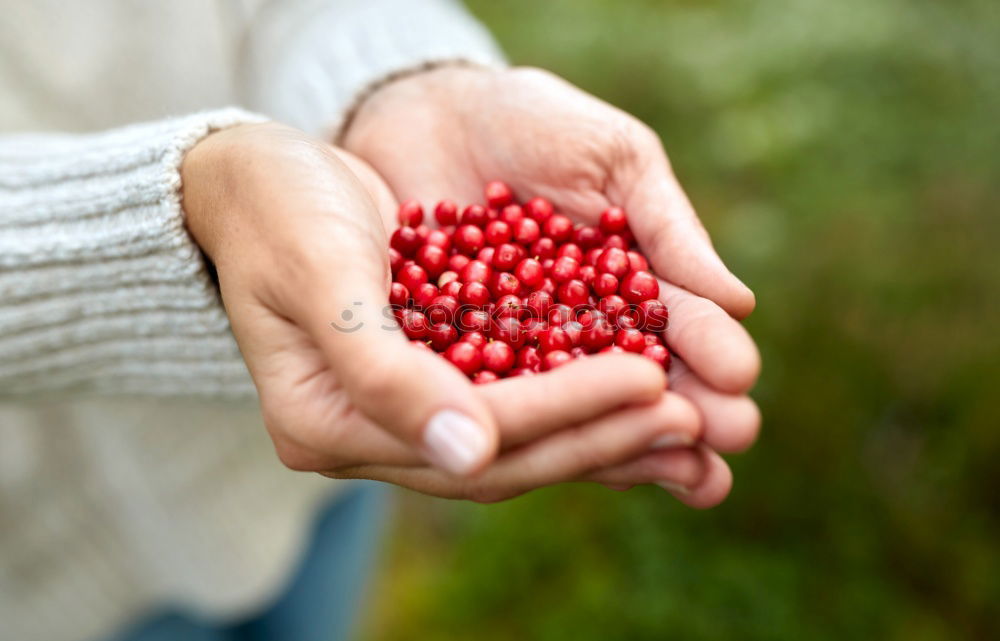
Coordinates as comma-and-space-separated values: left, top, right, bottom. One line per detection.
530, 237, 557, 260
516, 346, 542, 371
416, 244, 448, 278
562, 320, 584, 347
524, 197, 554, 223
494, 294, 523, 319
428, 322, 458, 351
390, 226, 422, 256
461, 309, 492, 333
414, 224, 430, 242
462, 331, 488, 348
485, 220, 512, 246
476, 247, 495, 265
438, 270, 459, 287
574, 225, 604, 250
448, 253, 471, 272
584, 248, 604, 266
490, 272, 520, 298
599, 206, 628, 234
492, 243, 520, 271
557, 242, 584, 263
397, 200, 424, 227
603, 234, 629, 251
412, 283, 438, 309
550, 256, 580, 283
434, 200, 458, 226
445, 341, 481, 376
643, 332, 663, 347
543, 214, 574, 243
538, 277, 556, 296
522, 318, 547, 344
426, 295, 459, 325
641, 344, 670, 368
578, 265, 597, 286
538, 326, 572, 353
512, 217, 541, 245
500, 204, 524, 226
617, 312, 638, 330
459, 259, 492, 284
397, 263, 428, 293
581, 316, 615, 350
459, 281, 490, 307
546, 303, 574, 326
389, 247, 404, 274
619, 270, 660, 304
636, 299, 669, 332
454, 224, 485, 255
400, 309, 428, 340
627, 251, 649, 272
525, 290, 554, 318
473, 370, 500, 385
597, 294, 628, 320
425, 228, 451, 251
440, 280, 462, 298
482, 341, 516, 374
542, 350, 573, 370
514, 258, 545, 289
491, 316, 525, 349
461, 204, 489, 227
615, 328, 645, 353
389, 282, 409, 308
593, 273, 619, 297
595, 247, 630, 278
485, 180, 515, 208
557, 279, 589, 307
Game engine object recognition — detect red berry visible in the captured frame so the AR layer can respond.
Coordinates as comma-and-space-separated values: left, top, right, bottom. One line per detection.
390, 226, 422, 256
538, 277, 556, 295
525, 290, 554, 318
543, 214, 574, 243
462, 331, 488, 348
461, 204, 489, 227
490, 272, 520, 297
397, 263, 428, 293
547, 303, 574, 326
595, 248, 630, 278
434, 200, 458, 226
461, 309, 492, 333
599, 206, 628, 234
491, 316, 525, 349
615, 328, 645, 353
400, 309, 428, 340
597, 294, 629, 320
412, 283, 438, 309
414, 224, 430, 242
538, 326, 572, 353
445, 341, 482, 376
426, 295, 459, 325
389, 282, 409, 308
389, 247, 404, 274
581, 316, 615, 350
485, 220, 512, 246
636, 299, 669, 332
574, 225, 604, 250
482, 341, 515, 373
562, 320, 584, 347
477, 246, 496, 265
570, 347, 587, 359
530, 237, 557, 260
437, 270, 459, 287
425, 229, 452, 251
459, 259, 492, 284
557, 243, 584, 263
542, 350, 573, 371
514, 258, 545, 289
593, 273, 619, 297
619, 270, 660, 304
485, 180, 515, 208
642, 344, 670, 368
492, 243, 520, 271
585, 248, 604, 266
440, 280, 462, 298
522, 318, 547, 344
494, 294, 523, 319
448, 254, 471, 272
603, 234, 629, 251
416, 244, 448, 278
454, 224, 485, 255
512, 218, 541, 246
500, 204, 524, 225
428, 322, 458, 350
459, 281, 490, 307
557, 279, 589, 307
524, 197, 554, 222
550, 256, 580, 283
516, 346, 542, 371
397, 200, 424, 227
473, 370, 500, 385
578, 265, 597, 286
643, 332, 663, 347
627, 251, 649, 272
617, 312, 638, 329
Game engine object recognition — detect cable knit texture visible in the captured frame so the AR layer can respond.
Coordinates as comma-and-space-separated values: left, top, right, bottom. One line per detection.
0, 1, 506, 640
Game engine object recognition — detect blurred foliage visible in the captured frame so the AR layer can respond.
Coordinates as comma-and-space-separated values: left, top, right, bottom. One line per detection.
362, 1, 1000, 639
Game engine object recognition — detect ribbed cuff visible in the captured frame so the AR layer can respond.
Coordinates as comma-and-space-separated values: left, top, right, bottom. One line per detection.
0, 109, 265, 396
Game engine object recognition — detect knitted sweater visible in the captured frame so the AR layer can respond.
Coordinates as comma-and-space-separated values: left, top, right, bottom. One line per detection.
0, 2, 504, 640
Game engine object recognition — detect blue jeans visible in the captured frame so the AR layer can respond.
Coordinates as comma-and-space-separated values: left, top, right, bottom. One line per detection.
105, 482, 391, 641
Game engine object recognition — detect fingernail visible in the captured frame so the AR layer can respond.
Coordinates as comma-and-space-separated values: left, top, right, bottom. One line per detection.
650, 433, 695, 449
656, 481, 692, 496
422, 410, 490, 475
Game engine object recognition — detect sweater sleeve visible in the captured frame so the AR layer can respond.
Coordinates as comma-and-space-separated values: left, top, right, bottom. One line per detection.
238, 0, 507, 137
0, 109, 265, 397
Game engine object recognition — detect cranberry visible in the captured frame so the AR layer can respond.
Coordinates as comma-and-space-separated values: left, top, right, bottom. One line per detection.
485, 180, 515, 208
390, 226, 422, 257
397, 264, 428, 293
491, 316, 525, 349
434, 200, 458, 226
512, 217, 541, 245
542, 350, 573, 370
597, 294, 629, 320
397, 200, 424, 227
619, 270, 660, 304
454, 224, 485, 255
494, 294, 523, 319
581, 316, 615, 350
492, 243, 520, 271
636, 299, 669, 332
448, 254, 471, 272
525, 290, 554, 318
490, 272, 520, 298
500, 204, 524, 225
459, 259, 492, 284
574, 225, 604, 249
445, 341, 481, 376
461, 204, 489, 228
595, 248, 630, 278
557, 243, 584, 263
461, 309, 492, 333
412, 282, 438, 309
485, 220, 512, 246
482, 341, 515, 373
428, 322, 458, 350
543, 214, 574, 243
530, 237, 557, 260
440, 280, 462, 298
550, 256, 580, 283
599, 206, 628, 234
557, 279, 589, 307
524, 197, 554, 223
462, 331, 488, 348
416, 244, 448, 278
627, 251, 649, 272
642, 344, 670, 368
615, 328, 645, 353
538, 326, 572, 353
593, 273, 619, 297
516, 346, 542, 371
459, 281, 490, 307
473, 370, 500, 385
400, 309, 428, 340
389, 247, 404, 274
514, 258, 545, 289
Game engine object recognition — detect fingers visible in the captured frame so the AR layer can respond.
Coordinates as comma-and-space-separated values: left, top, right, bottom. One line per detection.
617, 149, 756, 319
327, 391, 702, 502
668, 357, 761, 453
667, 447, 734, 509
476, 353, 667, 447
584, 448, 705, 488
660, 280, 761, 394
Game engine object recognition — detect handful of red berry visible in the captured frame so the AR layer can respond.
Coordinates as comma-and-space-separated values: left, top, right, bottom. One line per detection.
389, 181, 670, 384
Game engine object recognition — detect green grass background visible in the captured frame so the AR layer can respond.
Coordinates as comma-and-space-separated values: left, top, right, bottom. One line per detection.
363, 1, 1000, 639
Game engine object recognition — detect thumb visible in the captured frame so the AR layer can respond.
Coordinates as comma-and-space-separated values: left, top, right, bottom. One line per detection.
305, 266, 500, 477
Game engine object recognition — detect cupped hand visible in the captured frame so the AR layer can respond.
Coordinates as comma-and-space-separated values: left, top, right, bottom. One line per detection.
179, 122, 722, 503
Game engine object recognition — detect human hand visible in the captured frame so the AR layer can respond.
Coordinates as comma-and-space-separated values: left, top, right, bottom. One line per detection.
180, 122, 722, 503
